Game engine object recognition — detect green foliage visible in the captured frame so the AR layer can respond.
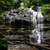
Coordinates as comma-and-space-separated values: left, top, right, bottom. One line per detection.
0, 0, 15, 11
21, 0, 43, 7
41, 0, 50, 4
0, 0, 49, 11
0, 40, 8, 49
14, 0, 22, 9
0, 0, 21, 14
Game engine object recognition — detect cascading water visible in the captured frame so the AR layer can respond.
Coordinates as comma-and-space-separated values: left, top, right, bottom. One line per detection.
36, 6, 44, 44
30, 6, 44, 44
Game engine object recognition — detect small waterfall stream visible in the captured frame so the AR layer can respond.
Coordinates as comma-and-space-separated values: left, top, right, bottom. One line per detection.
31, 6, 44, 44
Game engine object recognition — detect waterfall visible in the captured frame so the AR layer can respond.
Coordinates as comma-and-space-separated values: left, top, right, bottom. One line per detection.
30, 6, 44, 44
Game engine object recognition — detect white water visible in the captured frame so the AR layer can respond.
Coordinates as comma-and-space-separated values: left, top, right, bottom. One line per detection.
29, 7, 44, 44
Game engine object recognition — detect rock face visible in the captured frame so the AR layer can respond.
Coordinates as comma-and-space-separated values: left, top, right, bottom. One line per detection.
8, 46, 37, 50
4, 9, 34, 30
3, 9, 35, 48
